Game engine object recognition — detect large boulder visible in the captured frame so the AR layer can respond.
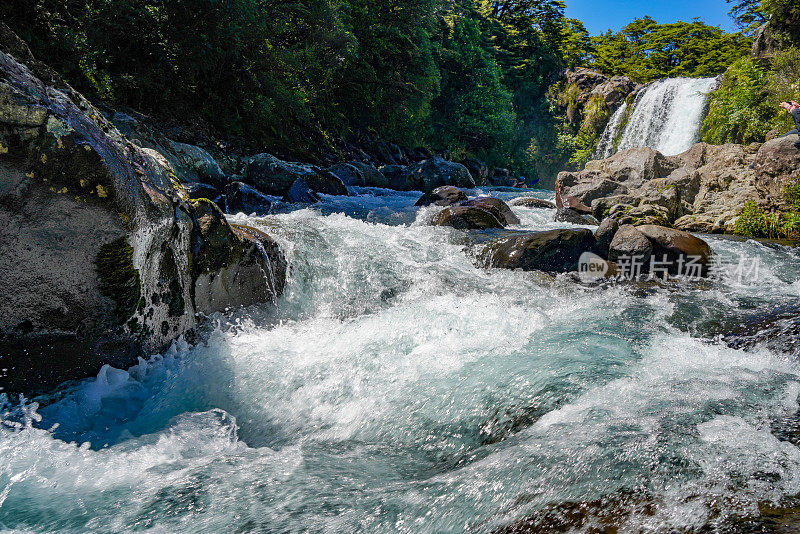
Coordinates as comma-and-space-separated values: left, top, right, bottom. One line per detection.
0, 27, 286, 393
182, 182, 220, 201
284, 178, 321, 203
564, 68, 637, 109
414, 186, 468, 207
607, 225, 653, 265
636, 225, 712, 274
479, 229, 596, 272
245, 153, 346, 196
459, 197, 520, 225
378, 164, 408, 190
430, 205, 505, 230
189, 200, 287, 314
406, 156, 475, 192
111, 112, 227, 188
327, 162, 363, 186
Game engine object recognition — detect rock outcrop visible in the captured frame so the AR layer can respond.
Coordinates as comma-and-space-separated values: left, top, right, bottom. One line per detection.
0, 27, 287, 393
245, 153, 347, 197
564, 68, 638, 109
556, 142, 770, 233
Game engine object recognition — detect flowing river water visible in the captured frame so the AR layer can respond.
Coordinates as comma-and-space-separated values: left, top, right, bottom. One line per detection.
2, 187, 800, 533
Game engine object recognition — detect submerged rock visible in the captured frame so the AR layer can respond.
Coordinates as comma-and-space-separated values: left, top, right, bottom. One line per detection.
431, 205, 505, 230
509, 197, 556, 209
0, 27, 286, 393
479, 229, 596, 272
414, 186, 468, 207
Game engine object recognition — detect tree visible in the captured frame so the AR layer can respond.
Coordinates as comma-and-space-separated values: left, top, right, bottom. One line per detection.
725, 0, 766, 36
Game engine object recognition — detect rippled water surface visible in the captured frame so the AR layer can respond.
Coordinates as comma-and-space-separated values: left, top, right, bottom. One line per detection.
2, 187, 800, 533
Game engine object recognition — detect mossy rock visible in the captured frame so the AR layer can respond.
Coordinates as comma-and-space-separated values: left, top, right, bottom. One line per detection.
95, 237, 142, 323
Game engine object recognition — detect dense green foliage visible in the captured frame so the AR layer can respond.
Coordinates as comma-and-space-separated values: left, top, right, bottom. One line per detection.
726, 0, 766, 35
0, 0, 751, 181
584, 17, 751, 83
702, 47, 800, 144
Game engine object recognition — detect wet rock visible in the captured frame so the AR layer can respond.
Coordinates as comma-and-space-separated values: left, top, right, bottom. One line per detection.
636, 224, 712, 273
407, 156, 475, 192
225, 181, 272, 214
0, 28, 286, 393
414, 186, 468, 207
554, 207, 599, 226
594, 217, 619, 258
460, 197, 521, 225
191, 202, 287, 315
479, 229, 596, 272
509, 197, 556, 209
724, 304, 800, 356
608, 224, 653, 266
431, 205, 505, 230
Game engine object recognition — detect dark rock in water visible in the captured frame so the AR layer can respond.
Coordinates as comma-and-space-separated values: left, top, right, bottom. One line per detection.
460, 158, 489, 186
191, 202, 287, 314
225, 181, 272, 214
301, 169, 348, 196
608, 224, 653, 266
636, 224, 711, 274
593, 217, 619, 259
479, 229, 596, 272
0, 27, 286, 394
414, 186, 468, 207
555, 207, 599, 226
182, 182, 220, 201
285, 178, 321, 203
378, 164, 408, 190
431, 205, 505, 230
509, 197, 556, 209
723, 305, 800, 357
327, 162, 363, 186
245, 153, 341, 196
348, 161, 389, 188
459, 197, 521, 225
406, 156, 475, 192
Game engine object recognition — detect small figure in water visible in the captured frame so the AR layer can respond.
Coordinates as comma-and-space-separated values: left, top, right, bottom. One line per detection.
779, 100, 800, 148
513, 176, 527, 188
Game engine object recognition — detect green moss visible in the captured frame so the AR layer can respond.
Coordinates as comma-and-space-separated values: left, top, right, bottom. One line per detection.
96, 237, 142, 323
187, 198, 242, 276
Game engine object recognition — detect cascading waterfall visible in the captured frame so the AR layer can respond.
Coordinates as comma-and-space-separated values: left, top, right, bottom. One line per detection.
595, 77, 720, 158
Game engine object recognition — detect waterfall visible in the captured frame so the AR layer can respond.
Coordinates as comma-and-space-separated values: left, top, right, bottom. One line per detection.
595, 77, 720, 158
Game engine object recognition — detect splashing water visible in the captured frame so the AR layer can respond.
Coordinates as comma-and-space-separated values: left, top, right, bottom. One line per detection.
1, 188, 800, 533
596, 77, 720, 158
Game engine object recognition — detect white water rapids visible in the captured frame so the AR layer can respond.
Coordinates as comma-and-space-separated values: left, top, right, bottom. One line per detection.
1, 187, 800, 533
596, 77, 720, 158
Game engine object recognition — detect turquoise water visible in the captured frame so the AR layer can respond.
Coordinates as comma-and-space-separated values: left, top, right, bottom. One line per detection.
2, 188, 800, 533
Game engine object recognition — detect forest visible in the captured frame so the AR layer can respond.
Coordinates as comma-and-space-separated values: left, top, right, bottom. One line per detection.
2, 0, 797, 181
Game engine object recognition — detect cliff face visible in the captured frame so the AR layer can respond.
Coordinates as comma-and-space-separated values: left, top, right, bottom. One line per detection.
0, 26, 287, 394
556, 137, 800, 234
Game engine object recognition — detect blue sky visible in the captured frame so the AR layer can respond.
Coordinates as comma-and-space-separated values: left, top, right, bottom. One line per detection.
565, 0, 737, 35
